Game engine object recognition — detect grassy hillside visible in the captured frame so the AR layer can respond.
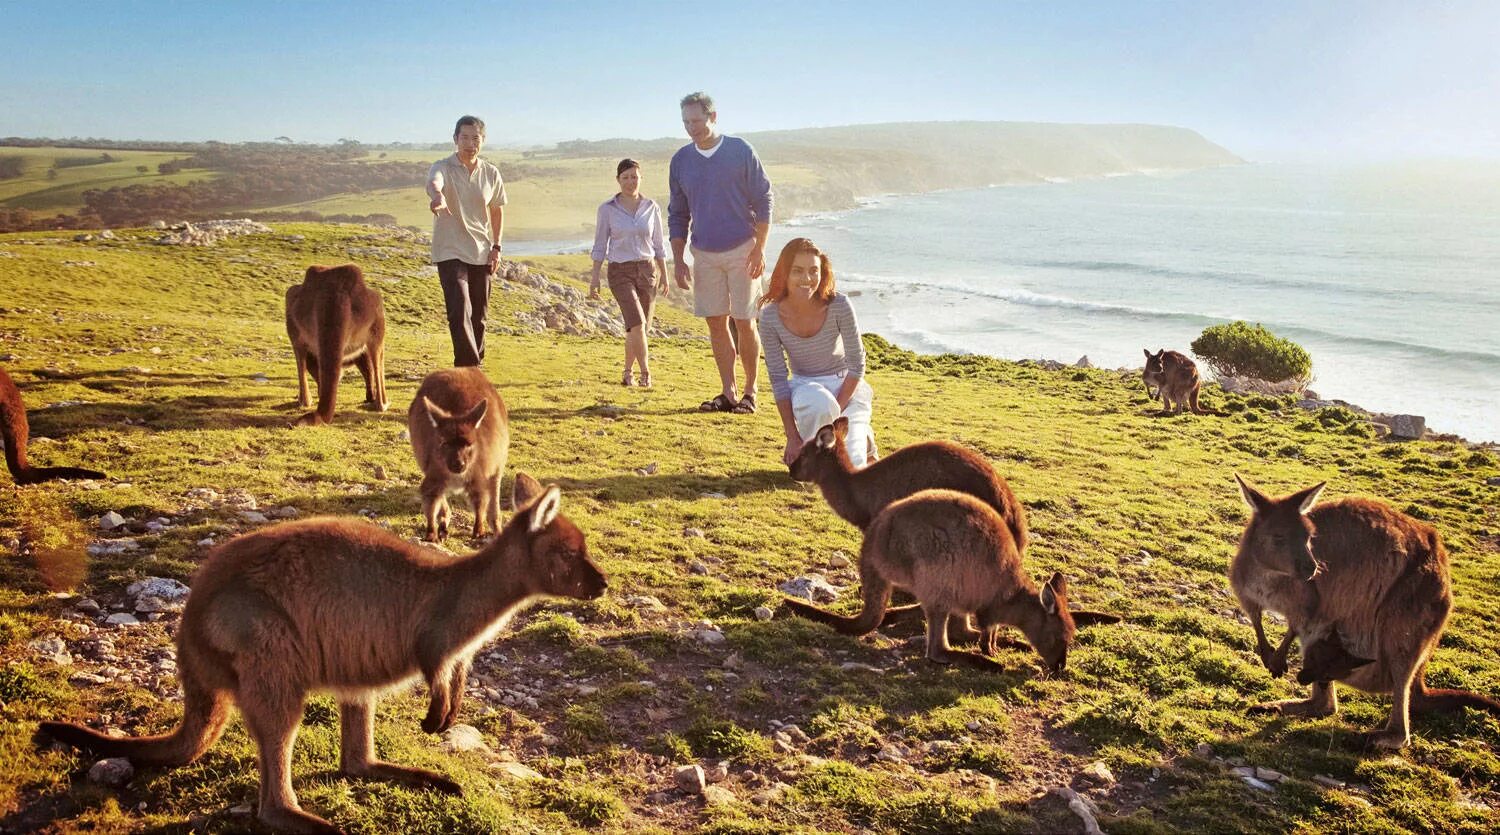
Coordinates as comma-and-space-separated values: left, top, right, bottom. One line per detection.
0, 148, 216, 215
0, 225, 1496, 834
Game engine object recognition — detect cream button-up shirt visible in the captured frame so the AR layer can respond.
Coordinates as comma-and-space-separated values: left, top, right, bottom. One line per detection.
427, 154, 508, 265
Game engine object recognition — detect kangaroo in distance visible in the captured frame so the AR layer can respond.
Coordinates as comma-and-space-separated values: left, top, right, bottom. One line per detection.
1231, 475, 1500, 748
409, 367, 509, 541
285, 264, 389, 426
40, 473, 606, 835
787, 416, 1030, 643
1142, 349, 1223, 416
783, 489, 1120, 673
0, 367, 106, 484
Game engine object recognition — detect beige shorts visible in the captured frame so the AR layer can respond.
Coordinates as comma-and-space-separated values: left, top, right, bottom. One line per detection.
691, 238, 761, 320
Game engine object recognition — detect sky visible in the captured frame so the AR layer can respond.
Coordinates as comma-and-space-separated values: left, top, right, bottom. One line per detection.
2, 0, 1497, 159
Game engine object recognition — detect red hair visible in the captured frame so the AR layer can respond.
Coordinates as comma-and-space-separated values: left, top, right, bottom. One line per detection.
760, 237, 836, 307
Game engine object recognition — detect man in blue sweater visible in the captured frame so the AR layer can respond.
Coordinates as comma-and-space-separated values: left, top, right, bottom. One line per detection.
668, 92, 774, 414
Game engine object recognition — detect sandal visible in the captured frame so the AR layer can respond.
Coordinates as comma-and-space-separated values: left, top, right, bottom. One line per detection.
732, 392, 758, 414
698, 393, 735, 412
638, 372, 652, 388
622, 370, 634, 387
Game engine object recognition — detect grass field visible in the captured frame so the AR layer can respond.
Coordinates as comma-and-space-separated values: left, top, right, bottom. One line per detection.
0, 148, 216, 215
0, 224, 1497, 833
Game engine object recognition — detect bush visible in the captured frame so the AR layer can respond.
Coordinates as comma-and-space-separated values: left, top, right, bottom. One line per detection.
1191, 321, 1311, 383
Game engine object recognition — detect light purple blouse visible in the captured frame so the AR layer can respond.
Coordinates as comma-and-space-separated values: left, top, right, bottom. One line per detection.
591, 195, 666, 263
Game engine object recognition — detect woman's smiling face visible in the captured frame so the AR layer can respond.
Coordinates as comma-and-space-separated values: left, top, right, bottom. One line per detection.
787, 251, 821, 300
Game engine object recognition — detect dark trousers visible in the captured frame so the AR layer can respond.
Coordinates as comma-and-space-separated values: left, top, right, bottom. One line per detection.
437, 259, 492, 367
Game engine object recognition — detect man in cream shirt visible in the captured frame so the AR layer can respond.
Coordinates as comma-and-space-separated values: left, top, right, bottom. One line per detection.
426, 115, 507, 367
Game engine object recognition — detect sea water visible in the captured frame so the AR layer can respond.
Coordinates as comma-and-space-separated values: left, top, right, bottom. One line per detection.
773, 162, 1500, 442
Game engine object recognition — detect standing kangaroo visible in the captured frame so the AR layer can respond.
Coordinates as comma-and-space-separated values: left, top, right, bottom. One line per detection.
285, 264, 389, 426
408, 367, 509, 541
1231, 475, 1500, 748
40, 473, 605, 835
783, 489, 1119, 673
1142, 349, 1222, 416
0, 367, 106, 484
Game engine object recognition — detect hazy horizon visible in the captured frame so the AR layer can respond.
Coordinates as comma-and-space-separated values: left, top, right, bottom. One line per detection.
3, 0, 1497, 160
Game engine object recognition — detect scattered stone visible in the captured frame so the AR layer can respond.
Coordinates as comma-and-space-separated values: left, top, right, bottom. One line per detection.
1312, 775, 1346, 789
98, 511, 126, 530
690, 627, 727, 646
839, 662, 884, 674
134, 595, 183, 614
779, 725, 810, 744
88, 539, 141, 557
1389, 414, 1426, 440
373, 464, 388, 480
490, 761, 543, 780
778, 575, 840, 603
397, 428, 411, 442
703, 761, 730, 783
626, 595, 668, 612
699, 491, 729, 500
1081, 761, 1115, 785
1075, 355, 1093, 368
440, 724, 490, 754
69, 672, 111, 686
1051, 787, 1104, 835
229, 804, 253, 816
268, 506, 300, 519
239, 510, 269, 524
29, 635, 72, 665
1232, 766, 1276, 791
154, 219, 272, 247
104, 613, 140, 626
688, 561, 711, 576
75, 598, 101, 615
701, 785, 737, 806
184, 487, 221, 504
1193, 742, 1214, 758
751, 783, 789, 806
828, 551, 852, 569
1486, 476, 1500, 487
127, 577, 190, 602
675, 764, 707, 794
196, 537, 216, 547
88, 757, 134, 787
682, 527, 705, 539
876, 744, 907, 763
753, 605, 774, 622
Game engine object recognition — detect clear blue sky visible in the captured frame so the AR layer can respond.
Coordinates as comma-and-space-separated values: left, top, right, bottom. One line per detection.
2, 0, 1496, 158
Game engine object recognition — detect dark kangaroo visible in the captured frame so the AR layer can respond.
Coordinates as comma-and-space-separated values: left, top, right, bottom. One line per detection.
783, 489, 1119, 673
285, 264, 388, 426
1142, 349, 1223, 415
1231, 475, 1500, 749
1296, 627, 1375, 686
40, 473, 605, 834
0, 367, 106, 484
408, 367, 509, 541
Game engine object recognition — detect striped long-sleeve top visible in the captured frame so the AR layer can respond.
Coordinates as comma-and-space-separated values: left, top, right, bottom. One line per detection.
759, 293, 866, 402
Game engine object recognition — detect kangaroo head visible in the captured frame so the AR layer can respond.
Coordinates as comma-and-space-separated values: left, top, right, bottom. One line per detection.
789, 417, 851, 482
1143, 349, 1166, 378
511, 472, 608, 601
1033, 571, 1079, 674
1235, 474, 1326, 581
1296, 628, 1374, 685
423, 396, 488, 475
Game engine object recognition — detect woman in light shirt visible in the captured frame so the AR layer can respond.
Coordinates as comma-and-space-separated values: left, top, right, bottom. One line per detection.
590, 158, 668, 387
759, 237, 877, 467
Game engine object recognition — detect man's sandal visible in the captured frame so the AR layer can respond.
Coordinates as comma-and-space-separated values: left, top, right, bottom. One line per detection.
698, 393, 735, 412
732, 392, 758, 414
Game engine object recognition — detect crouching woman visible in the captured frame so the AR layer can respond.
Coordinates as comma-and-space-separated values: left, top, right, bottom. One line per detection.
759, 237, 877, 467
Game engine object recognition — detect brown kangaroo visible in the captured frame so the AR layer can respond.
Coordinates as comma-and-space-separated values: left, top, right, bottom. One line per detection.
1296, 627, 1375, 686
1142, 349, 1222, 415
1231, 475, 1500, 749
285, 264, 389, 426
408, 367, 509, 542
0, 367, 106, 484
40, 473, 605, 835
783, 489, 1119, 673
788, 416, 1032, 642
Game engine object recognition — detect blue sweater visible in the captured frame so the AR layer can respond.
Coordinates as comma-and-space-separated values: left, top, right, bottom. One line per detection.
667, 136, 774, 252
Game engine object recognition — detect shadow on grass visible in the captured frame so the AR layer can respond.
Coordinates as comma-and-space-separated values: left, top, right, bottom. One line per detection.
552, 468, 791, 503
30, 393, 406, 434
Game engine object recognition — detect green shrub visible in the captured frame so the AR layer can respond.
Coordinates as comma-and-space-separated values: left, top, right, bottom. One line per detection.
1191, 321, 1312, 383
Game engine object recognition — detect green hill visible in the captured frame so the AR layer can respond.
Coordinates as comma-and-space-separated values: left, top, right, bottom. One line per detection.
1, 225, 1495, 833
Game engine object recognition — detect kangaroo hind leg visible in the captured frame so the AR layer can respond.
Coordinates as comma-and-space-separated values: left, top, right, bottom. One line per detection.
340, 699, 461, 795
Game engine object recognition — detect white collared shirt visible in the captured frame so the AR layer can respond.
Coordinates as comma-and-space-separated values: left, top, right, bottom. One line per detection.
590, 195, 666, 263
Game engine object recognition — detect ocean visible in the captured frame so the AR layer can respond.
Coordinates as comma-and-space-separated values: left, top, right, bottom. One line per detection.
771, 162, 1500, 443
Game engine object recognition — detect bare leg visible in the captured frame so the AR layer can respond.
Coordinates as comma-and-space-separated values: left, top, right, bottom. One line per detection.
734, 317, 760, 398
705, 315, 738, 401
340, 699, 461, 794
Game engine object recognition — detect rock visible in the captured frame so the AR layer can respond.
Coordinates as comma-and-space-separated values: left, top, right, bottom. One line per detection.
441, 724, 490, 754
397, 429, 410, 442
29, 635, 72, 665
778, 575, 840, 603
699, 491, 729, 500
722, 652, 745, 671
682, 527, 705, 538
780, 725, 810, 744
1257, 767, 1285, 782
688, 561, 711, 576
88, 757, 134, 787
1390, 414, 1426, 439
98, 511, 126, 530
134, 595, 183, 614
69, 672, 111, 686
490, 761, 544, 780
828, 551, 852, 569
373, 464, 388, 480
1486, 476, 1500, 487
751, 783, 788, 806
1193, 742, 1214, 758
1075, 355, 1093, 368
268, 506, 300, 519
1312, 774, 1346, 789
99, 229, 115, 240
753, 605, 774, 622
127, 577, 190, 602
839, 662, 884, 674
626, 595, 667, 612
704, 760, 730, 783
1081, 761, 1115, 785
75, 598, 101, 615
701, 785, 736, 806
184, 487, 220, 504
239, 510, 269, 524
104, 613, 140, 626
229, 804, 253, 816
87, 539, 141, 557
675, 764, 707, 794
1051, 787, 1104, 835
690, 627, 727, 646
876, 744, 907, 763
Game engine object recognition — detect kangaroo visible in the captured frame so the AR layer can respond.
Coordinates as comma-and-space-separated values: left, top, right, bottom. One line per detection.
1231, 475, 1500, 749
408, 367, 509, 541
0, 367, 106, 484
1142, 349, 1222, 416
783, 489, 1119, 674
1296, 627, 1375, 686
285, 264, 389, 426
788, 417, 1031, 643
40, 472, 605, 835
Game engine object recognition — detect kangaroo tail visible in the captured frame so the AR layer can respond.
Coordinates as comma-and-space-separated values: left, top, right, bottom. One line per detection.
1189, 387, 1225, 416
16, 465, 106, 484
40, 679, 230, 767
1412, 684, 1500, 718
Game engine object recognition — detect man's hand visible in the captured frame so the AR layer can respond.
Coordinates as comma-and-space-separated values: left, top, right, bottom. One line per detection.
747, 245, 766, 280
430, 195, 452, 216
783, 436, 802, 467
486, 247, 500, 276
674, 260, 692, 290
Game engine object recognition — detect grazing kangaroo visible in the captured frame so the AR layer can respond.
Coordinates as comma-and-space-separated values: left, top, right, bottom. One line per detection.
408, 367, 509, 541
783, 489, 1119, 673
0, 367, 106, 484
40, 473, 605, 835
285, 264, 389, 426
1231, 475, 1500, 748
1142, 349, 1222, 416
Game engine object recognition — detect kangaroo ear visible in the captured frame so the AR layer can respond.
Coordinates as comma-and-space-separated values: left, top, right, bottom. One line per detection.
462, 398, 488, 428
527, 486, 561, 533
422, 396, 452, 428
1071, 610, 1123, 626
1039, 583, 1058, 614
1292, 481, 1326, 515
511, 471, 544, 508
1143, 348, 1151, 359
816, 425, 837, 450
1235, 473, 1271, 516
832, 416, 850, 440
1047, 570, 1068, 595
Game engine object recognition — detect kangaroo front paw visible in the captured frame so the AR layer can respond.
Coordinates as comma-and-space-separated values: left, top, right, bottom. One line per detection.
1363, 729, 1410, 751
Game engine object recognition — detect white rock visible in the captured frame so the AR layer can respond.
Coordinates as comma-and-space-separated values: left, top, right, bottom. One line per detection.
699, 491, 728, 500
702, 785, 736, 806
127, 577, 190, 602
29, 635, 72, 665
134, 595, 183, 613
674, 764, 706, 794
691, 628, 727, 646
778, 575, 840, 603
753, 605, 774, 621
98, 511, 126, 530
441, 724, 490, 754
876, 744, 907, 763
104, 613, 140, 626
839, 662, 883, 674
1390, 414, 1426, 439
87, 757, 134, 787
490, 761, 543, 780
239, 511, 269, 524
87, 540, 141, 556
829, 551, 852, 568
683, 527, 706, 538
1082, 761, 1115, 784
626, 595, 667, 612
268, 506, 300, 519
